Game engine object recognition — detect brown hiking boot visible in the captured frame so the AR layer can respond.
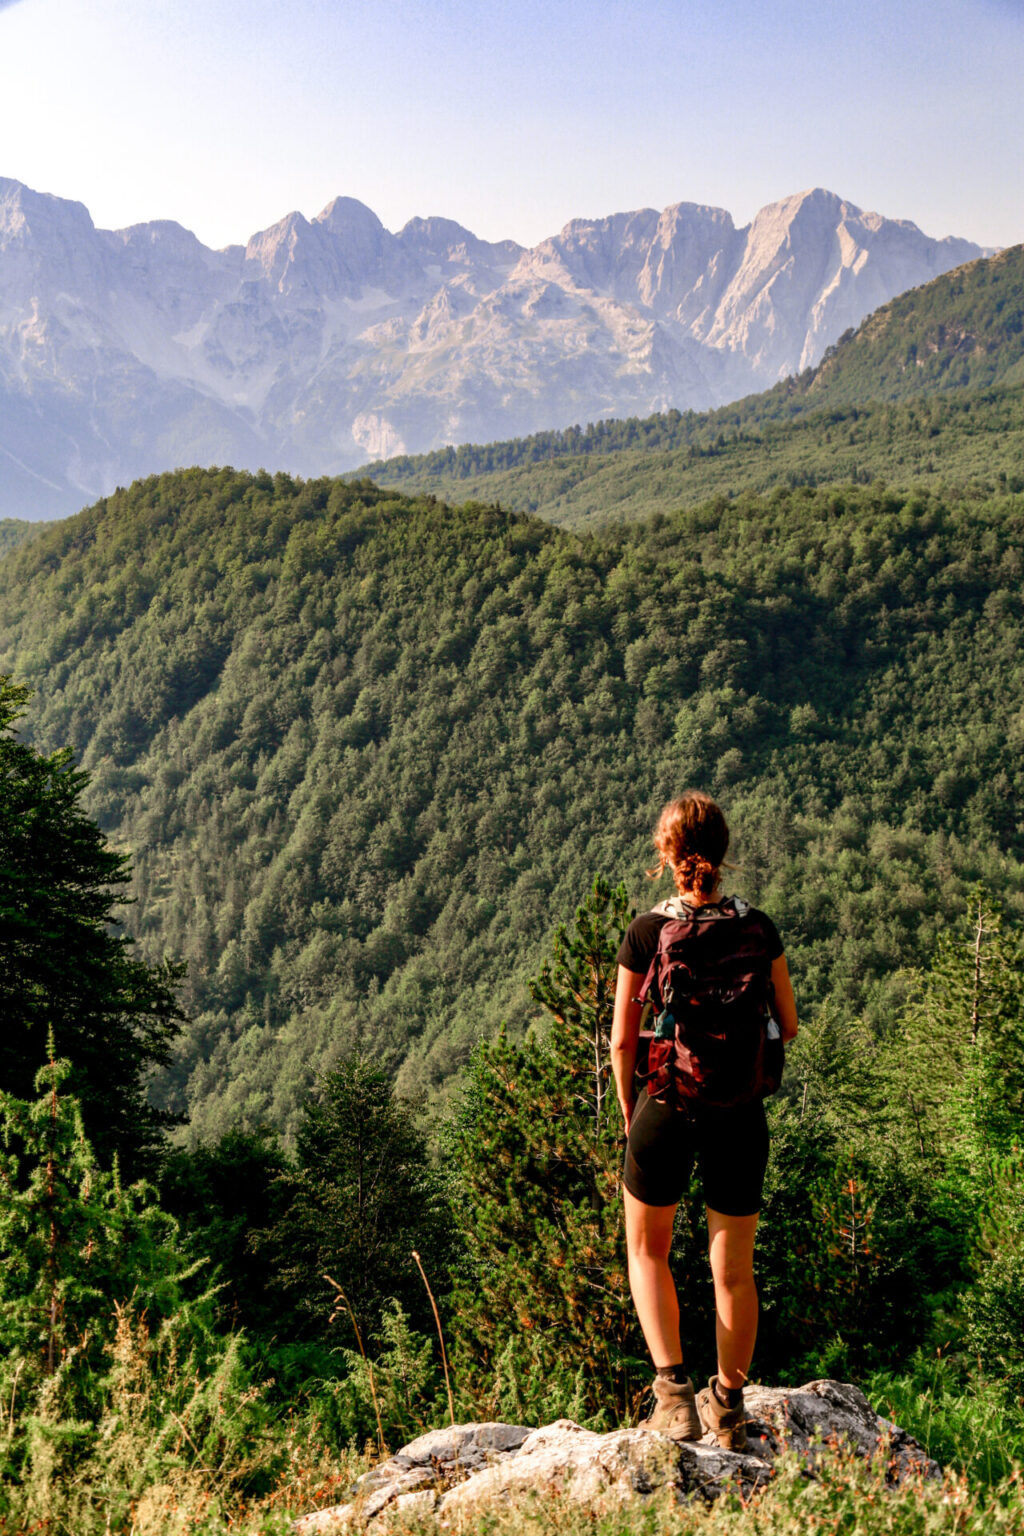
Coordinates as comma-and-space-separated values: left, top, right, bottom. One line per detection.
696, 1375, 750, 1452
640, 1374, 702, 1440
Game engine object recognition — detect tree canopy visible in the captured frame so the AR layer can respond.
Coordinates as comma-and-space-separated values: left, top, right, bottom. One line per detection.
1, 470, 1022, 1139
0, 675, 185, 1176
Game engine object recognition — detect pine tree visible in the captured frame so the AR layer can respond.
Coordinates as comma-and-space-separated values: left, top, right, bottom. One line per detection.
883, 888, 1024, 1175
159, 1126, 289, 1338
256, 1058, 451, 1348
0, 675, 186, 1176
446, 876, 655, 1424
0, 1044, 271, 1528
0, 1040, 203, 1417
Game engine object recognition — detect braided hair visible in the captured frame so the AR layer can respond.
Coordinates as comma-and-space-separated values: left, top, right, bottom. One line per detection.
647, 790, 729, 903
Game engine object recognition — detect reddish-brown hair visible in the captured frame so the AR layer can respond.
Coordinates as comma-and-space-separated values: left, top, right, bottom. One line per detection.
647, 790, 730, 903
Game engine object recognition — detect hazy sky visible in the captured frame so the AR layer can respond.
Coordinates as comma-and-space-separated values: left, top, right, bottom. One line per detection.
1, 0, 1021, 251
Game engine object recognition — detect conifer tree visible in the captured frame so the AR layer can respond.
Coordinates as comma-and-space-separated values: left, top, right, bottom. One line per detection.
0, 1042, 201, 1415
882, 888, 1024, 1176
446, 876, 662, 1423
0, 675, 186, 1177
256, 1058, 451, 1347
159, 1126, 289, 1338
0, 1044, 272, 1526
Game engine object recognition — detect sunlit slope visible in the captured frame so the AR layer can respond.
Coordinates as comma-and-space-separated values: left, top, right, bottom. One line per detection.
360, 246, 1024, 528
806, 243, 1024, 405
1, 467, 1022, 1140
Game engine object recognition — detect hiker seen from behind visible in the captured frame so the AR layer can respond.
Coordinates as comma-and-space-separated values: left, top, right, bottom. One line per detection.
611, 790, 798, 1450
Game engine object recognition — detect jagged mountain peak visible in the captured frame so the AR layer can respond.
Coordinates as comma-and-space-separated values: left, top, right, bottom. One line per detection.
0, 176, 95, 241
396, 214, 523, 268
111, 219, 208, 252
399, 214, 482, 245
314, 195, 386, 238
243, 204, 400, 299
246, 207, 311, 251
0, 177, 992, 519
658, 200, 737, 231
553, 205, 662, 242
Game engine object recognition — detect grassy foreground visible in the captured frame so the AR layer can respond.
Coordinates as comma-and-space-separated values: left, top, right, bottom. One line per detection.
4, 1370, 1022, 1536
92, 1450, 1024, 1536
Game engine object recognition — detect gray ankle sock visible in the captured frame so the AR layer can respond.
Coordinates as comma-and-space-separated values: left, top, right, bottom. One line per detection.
655, 1364, 688, 1385
714, 1379, 743, 1409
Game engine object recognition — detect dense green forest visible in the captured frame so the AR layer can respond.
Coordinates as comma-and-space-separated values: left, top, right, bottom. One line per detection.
367, 386, 1024, 528
359, 245, 1024, 527
3, 246, 1024, 1529
1, 466, 1023, 1146
0, 515, 47, 555
3, 733, 1024, 1531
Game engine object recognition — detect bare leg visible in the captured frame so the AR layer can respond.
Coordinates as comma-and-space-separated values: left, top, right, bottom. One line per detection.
623, 1187, 681, 1366
706, 1207, 759, 1389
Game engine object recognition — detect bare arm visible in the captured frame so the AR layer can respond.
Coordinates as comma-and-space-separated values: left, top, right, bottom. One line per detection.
771, 953, 798, 1042
611, 964, 645, 1133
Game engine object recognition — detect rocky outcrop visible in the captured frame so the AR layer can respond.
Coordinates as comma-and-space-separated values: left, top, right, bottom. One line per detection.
0, 175, 987, 519
294, 1380, 939, 1530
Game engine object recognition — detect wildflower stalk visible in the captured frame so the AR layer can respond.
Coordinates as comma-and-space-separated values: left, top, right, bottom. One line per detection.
411, 1250, 456, 1428
324, 1274, 385, 1454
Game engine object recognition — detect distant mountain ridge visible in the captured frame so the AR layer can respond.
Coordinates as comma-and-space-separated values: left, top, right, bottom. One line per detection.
358, 242, 1024, 528
0, 177, 987, 518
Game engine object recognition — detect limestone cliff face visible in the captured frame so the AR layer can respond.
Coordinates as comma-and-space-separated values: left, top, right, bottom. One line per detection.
0, 177, 987, 518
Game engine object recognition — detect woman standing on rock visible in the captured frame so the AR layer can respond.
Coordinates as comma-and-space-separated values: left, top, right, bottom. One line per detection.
610, 790, 798, 1450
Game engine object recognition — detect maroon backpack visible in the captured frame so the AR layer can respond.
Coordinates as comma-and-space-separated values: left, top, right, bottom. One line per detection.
636, 896, 783, 1110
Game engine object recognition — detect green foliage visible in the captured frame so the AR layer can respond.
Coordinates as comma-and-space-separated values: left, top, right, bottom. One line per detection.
3, 471, 1024, 1140
0, 1049, 200, 1409
446, 878, 651, 1423
964, 1169, 1024, 1399
159, 1127, 290, 1338
324, 1299, 445, 1451
870, 1351, 1024, 1488
753, 891, 1024, 1385
0, 673, 185, 1176
0, 1055, 288, 1532
884, 891, 1024, 1175
256, 1058, 452, 1347
367, 386, 1024, 531
756, 1103, 928, 1379
361, 247, 1024, 529
0, 516, 46, 557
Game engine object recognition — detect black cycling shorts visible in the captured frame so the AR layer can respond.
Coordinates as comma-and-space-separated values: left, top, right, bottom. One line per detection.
623, 1088, 770, 1214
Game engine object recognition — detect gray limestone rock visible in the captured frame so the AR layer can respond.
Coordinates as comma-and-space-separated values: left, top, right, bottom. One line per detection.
292, 1379, 939, 1530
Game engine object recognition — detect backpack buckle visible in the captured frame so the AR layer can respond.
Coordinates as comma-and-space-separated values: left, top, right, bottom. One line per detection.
653, 1009, 676, 1040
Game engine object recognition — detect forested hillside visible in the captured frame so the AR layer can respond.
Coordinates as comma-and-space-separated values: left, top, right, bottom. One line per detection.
807, 242, 1024, 404
365, 386, 1024, 528
1, 466, 1022, 1141
0, 517, 47, 555
360, 245, 1024, 527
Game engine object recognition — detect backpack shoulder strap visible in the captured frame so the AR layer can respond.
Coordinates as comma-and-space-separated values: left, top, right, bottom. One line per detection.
652, 895, 748, 923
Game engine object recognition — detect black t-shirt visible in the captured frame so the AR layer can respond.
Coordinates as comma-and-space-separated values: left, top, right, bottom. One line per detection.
616, 899, 784, 976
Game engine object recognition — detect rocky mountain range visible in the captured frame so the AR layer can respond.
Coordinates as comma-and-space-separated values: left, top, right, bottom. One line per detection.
0, 176, 986, 519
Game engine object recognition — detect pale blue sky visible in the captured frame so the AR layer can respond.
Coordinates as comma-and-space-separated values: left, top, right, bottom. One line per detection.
0, 0, 1020, 250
